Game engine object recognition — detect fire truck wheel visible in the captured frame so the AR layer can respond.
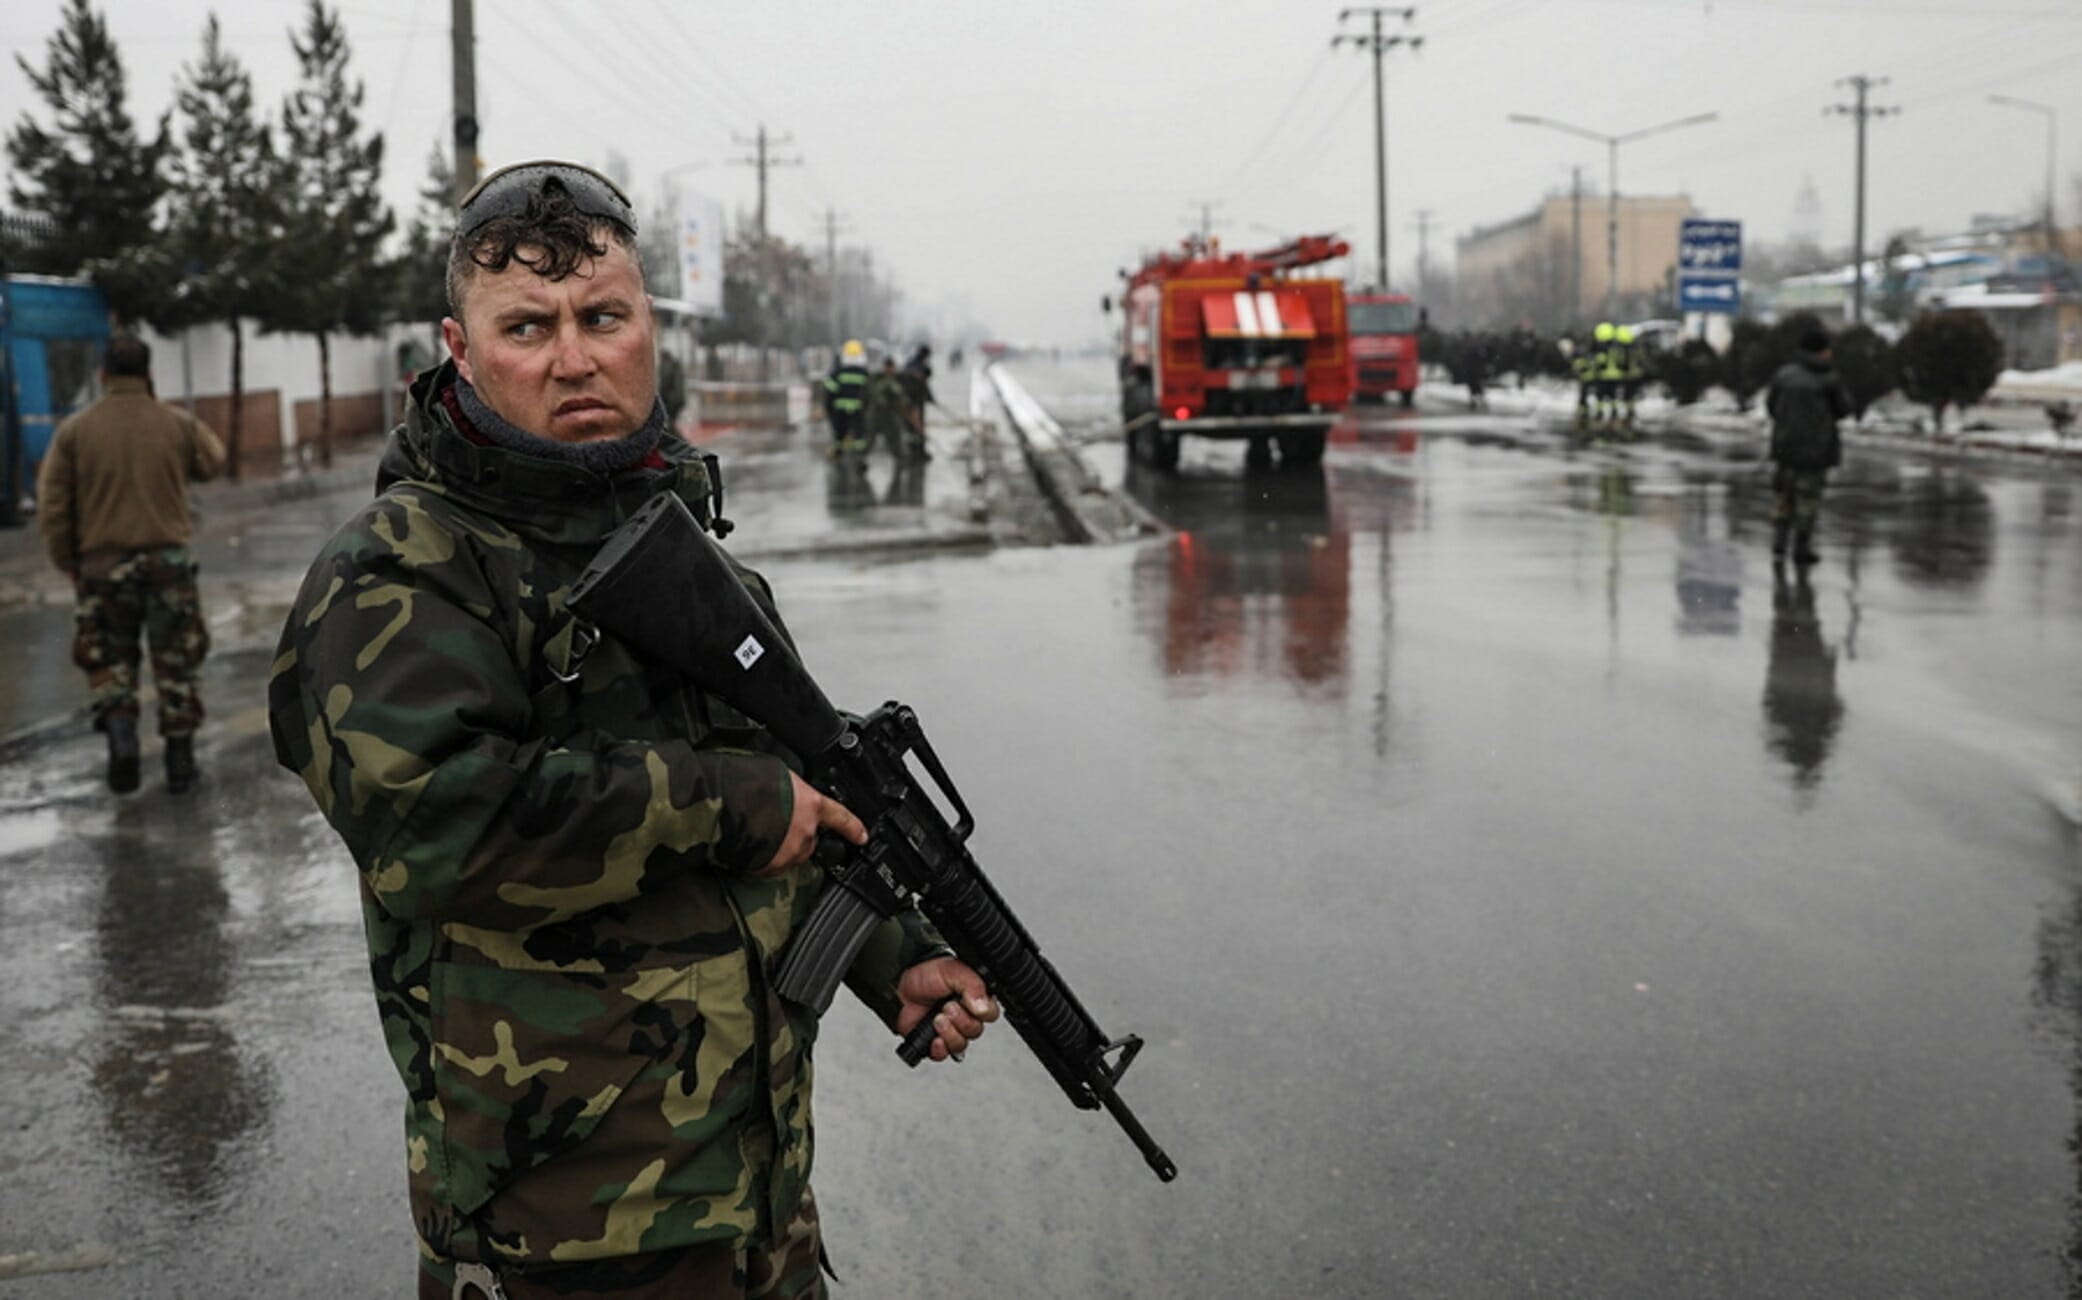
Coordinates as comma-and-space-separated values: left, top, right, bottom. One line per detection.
1153, 431, 1181, 471
1244, 438, 1273, 472
1400, 389, 1416, 409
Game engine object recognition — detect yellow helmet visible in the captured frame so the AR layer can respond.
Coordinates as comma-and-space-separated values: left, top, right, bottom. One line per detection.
1616, 326, 1636, 344
841, 339, 865, 362
1593, 322, 1615, 342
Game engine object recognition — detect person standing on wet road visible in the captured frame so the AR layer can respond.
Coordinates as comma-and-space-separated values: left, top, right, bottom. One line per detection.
265, 161, 997, 1300
1765, 328, 1851, 567
37, 334, 225, 795
823, 338, 870, 455
865, 354, 909, 460
899, 343, 935, 462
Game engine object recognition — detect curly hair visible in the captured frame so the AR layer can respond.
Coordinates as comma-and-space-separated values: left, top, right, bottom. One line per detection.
445, 183, 642, 314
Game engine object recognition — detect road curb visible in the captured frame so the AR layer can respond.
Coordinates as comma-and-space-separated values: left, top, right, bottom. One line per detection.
983, 365, 1163, 545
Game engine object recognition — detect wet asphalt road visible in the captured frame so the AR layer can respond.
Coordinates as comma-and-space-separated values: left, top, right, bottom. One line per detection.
4, 359, 2082, 1297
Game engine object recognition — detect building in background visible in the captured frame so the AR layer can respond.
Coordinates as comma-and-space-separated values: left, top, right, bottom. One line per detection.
1455, 193, 1695, 331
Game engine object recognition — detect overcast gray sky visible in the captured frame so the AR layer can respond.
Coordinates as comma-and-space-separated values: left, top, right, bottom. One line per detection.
5, 0, 2081, 343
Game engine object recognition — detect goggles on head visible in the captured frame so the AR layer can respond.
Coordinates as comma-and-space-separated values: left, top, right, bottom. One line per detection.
456, 160, 637, 242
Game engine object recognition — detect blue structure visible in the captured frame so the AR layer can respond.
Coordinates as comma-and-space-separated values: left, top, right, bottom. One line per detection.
1, 275, 110, 524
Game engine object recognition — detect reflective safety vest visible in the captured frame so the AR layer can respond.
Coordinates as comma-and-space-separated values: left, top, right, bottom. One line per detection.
824, 363, 868, 414
1622, 341, 1647, 382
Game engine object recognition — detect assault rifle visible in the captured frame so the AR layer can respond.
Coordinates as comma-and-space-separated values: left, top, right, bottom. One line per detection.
568, 492, 1177, 1183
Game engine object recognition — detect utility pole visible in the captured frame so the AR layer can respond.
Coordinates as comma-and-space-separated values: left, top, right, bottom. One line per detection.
1185, 198, 1223, 245
732, 124, 801, 239
730, 125, 801, 384
1827, 76, 1897, 325
1335, 7, 1422, 291
1569, 165, 1583, 324
1409, 208, 1434, 295
450, 0, 478, 204
817, 206, 852, 341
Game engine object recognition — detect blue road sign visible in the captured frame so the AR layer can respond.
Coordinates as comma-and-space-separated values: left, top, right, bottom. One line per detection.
1677, 277, 1742, 313
1678, 218, 1742, 314
1679, 219, 1743, 275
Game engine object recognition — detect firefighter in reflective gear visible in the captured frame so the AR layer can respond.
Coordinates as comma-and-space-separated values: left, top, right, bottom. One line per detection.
1616, 325, 1647, 429
823, 339, 870, 454
1591, 322, 1623, 427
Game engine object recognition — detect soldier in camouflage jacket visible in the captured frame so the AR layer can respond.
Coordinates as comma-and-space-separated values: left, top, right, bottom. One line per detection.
267, 161, 995, 1299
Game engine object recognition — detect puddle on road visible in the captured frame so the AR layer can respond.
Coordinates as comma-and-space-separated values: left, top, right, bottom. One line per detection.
0, 807, 64, 855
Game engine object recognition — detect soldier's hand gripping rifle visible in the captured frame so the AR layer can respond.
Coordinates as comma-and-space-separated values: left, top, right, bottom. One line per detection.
569, 492, 1177, 1183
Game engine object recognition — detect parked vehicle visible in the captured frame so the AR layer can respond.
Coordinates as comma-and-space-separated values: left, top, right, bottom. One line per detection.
1347, 290, 1421, 406
1, 275, 109, 523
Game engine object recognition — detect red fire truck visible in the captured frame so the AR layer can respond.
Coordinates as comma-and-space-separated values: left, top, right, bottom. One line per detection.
1347, 290, 1420, 406
1110, 233, 1354, 471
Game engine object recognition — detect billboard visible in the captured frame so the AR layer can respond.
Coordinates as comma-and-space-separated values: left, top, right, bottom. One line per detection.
674, 192, 725, 317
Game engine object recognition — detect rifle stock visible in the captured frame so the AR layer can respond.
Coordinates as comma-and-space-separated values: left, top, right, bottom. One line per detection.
569, 493, 1177, 1182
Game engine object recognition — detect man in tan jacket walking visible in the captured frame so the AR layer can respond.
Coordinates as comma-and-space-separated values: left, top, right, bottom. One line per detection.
38, 335, 226, 793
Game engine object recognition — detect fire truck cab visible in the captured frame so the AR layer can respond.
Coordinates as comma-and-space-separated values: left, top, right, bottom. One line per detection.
1347, 290, 1420, 406
1112, 234, 1353, 471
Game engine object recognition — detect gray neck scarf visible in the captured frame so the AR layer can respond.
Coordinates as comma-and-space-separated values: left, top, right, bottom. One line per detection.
454, 378, 667, 475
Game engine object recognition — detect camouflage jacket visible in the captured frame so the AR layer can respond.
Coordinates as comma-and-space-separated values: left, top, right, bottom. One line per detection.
267, 361, 936, 1267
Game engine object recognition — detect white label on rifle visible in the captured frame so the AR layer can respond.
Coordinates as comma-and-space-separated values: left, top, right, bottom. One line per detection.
735, 635, 765, 669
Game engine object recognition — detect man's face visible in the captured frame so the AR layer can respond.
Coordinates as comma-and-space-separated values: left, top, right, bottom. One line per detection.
442, 238, 655, 444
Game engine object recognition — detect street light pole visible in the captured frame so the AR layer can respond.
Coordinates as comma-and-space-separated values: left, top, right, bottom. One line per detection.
1508, 111, 1717, 321
1335, 8, 1423, 291
1989, 93, 2058, 253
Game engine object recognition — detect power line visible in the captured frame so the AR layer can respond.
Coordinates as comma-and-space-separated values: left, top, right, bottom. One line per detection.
1215, 45, 1337, 195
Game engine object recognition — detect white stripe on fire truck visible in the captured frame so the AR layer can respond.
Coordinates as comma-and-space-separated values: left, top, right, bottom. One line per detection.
1231, 291, 1260, 336
1256, 291, 1283, 336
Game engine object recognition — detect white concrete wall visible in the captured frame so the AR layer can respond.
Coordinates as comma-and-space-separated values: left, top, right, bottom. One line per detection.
138, 319, 432, 450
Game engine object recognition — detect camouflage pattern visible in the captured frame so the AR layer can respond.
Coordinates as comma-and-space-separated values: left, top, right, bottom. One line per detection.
73, 545, 209, 733
417, 1187, 826, 1298
864, 370, 909, 456
267, 361, 934, 1272
1772, 466, 1828, 533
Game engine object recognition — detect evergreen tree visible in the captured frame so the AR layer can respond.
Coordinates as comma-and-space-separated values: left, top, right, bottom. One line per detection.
1721, 318, 1776, 412
165, 14, 281, 480
390, 141, 454, 333
1896, 310, 2005, 433
266, 0, 393, 468
1831, 324, 1897, 423
5, 0, 169, 321
1655, 338, 1721, 407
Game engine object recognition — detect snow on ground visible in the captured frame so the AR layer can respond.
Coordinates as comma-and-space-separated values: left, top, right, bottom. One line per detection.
1995, 361, 2082, 394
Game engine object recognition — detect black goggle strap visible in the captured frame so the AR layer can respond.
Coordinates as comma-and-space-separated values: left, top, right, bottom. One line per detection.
457, 160, 635, 238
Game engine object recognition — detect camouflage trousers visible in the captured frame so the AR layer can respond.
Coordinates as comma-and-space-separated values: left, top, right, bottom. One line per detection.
1772, 466, 1829, 534
419, 1187, 828, 1300
72, 546, 209, 735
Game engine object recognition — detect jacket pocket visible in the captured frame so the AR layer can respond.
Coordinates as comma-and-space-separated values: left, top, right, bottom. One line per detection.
429, 956, 700, 1217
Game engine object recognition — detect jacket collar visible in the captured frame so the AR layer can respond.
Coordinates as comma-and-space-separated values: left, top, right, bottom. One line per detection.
379, 360, 693, 544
